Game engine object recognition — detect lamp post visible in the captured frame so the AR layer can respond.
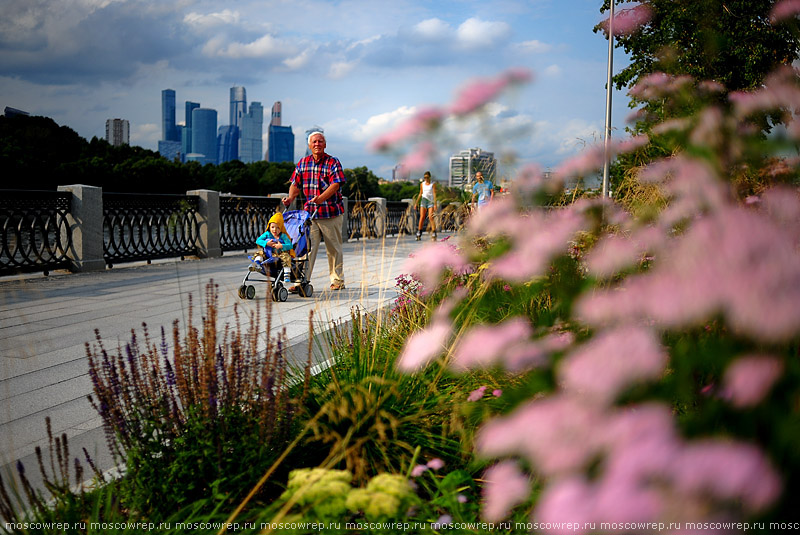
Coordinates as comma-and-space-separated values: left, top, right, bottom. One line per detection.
602, 0, 615, 198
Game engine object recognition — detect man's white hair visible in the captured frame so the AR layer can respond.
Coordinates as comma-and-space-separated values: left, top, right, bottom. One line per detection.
307, 131, 325, 144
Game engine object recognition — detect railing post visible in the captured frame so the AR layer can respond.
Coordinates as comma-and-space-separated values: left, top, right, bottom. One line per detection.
57, 185, 105, 272
401, 198, 415, 235
369, 197, 387, 238
341, 196, 349, 241
187, 189, 221, 258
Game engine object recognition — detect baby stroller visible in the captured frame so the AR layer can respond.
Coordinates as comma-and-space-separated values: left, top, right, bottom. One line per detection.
238, 208, 316, 301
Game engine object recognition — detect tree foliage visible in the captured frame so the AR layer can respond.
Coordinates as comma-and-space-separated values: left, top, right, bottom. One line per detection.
602, 0, 799, 101
596, 0, 800, 193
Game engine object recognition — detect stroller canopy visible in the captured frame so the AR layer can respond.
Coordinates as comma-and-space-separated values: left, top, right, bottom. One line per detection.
282, 209, 312, 257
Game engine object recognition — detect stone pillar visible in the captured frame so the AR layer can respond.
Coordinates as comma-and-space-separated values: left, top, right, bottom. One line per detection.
341, 196, 349, 241
401, 198, 416, 235
187, 189, 221, 258
369, 197, 387, 238
57, 185, 105, 272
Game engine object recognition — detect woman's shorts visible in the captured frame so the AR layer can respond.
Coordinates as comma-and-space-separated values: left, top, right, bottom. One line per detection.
420, 198, 434, 208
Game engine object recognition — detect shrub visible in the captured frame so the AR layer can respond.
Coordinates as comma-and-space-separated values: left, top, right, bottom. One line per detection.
85, 282, 310, 516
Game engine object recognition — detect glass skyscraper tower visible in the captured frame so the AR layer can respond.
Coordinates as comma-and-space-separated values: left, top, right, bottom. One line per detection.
240, 101, 263, 163
190, 108, 218, 165
230, 86, 246, 130
161, 89, 179, 142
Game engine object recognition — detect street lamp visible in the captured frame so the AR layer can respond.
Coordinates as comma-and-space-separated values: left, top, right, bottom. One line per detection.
602, 0, 616, 199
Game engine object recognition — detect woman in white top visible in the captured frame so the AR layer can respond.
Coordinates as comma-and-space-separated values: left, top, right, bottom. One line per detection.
416, 171, 437, 240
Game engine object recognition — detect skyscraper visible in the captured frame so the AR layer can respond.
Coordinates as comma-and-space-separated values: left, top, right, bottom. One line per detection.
158, 89, 181, 161
105, 118, 129, 146
230, 86, 246, 130
161, 89, 179, 142
182, 101, 200, 161
240, 101, 263, 163
191, 108, 218, 165
448, 148, 496, 188
217, 125, 239, 164
268, 124, 294, 163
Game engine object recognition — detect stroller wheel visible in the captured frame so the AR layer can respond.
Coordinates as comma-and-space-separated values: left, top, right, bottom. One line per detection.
238, 285, 247, 299
300, 283, 313, 298
246, 285, 256, 300
278, 286, 289, 302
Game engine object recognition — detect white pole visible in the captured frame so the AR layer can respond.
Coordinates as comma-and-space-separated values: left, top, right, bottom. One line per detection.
602, 0, 615, 198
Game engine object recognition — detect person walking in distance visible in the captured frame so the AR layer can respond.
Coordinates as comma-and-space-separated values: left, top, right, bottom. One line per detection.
416, 171, 437, 241
282, 132, 347, 292
471, 171, 494, 211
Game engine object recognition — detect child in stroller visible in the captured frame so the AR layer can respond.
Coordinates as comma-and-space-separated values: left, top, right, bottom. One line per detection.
238, 210, 316, 301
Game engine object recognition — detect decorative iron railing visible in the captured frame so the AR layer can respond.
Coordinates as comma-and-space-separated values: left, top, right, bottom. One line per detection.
386, 201, 413, 236
347, 201, 379, 240
220, 195, 282, 252
0, 190, 73, 275
103, 193, 199, 267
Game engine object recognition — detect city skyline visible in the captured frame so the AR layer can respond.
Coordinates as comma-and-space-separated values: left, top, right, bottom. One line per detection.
0, 0, 635, 180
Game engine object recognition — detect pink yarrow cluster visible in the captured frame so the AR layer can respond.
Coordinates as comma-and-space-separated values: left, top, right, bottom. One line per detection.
394, 65, 794, 530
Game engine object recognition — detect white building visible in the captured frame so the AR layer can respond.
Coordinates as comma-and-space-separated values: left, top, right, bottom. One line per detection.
105, 118, 129, 146
449, 148, 496, 188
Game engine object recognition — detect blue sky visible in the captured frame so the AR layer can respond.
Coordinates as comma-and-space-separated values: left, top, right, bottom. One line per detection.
0, 0, 635, 181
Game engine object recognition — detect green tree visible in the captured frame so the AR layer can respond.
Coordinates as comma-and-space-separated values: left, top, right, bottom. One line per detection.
342, 166, 381, 200
597, 0, 800, 192
602, 0, 799, 102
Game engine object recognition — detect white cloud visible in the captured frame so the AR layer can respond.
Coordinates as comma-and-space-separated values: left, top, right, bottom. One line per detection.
517, 39, 552, 54
413, 18, 452, 40
329, 61, 356, 79
351, 105, 418, 142
203, 33, 290, 58
183, 9, 241, 29
131, 122, 159, 147
283, 48, 313, 70
544, 64, 562, 77
456, 17, 511, 49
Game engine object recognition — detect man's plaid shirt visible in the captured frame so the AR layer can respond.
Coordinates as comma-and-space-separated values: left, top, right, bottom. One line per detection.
290, 153, 346, 219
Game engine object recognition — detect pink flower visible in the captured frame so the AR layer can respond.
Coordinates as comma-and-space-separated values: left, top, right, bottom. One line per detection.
486, 207, 587, 283
402, 242, 470, 295
599, 4, 654, 36
467, 386, 488, 402
559, 326, 668, 404
400, 141, 436, 172
722, 355, 784, 408
427, 458, 445, 470
771, 0, 800, 23
450, 317, 532, 371
586, 226, 666, 278
411, 464, 429, 477
577, 191, 800, 344
433, 514, 452, 527
670, 440, 782, 512
477, 395, 606, 475
492, 389, 503, 397
482, 461, 531, 522
370, 107, 444, 151
457, 494, 468, 503
395, 297, 458, 372
449, 68, 532, 116
534, 477, 595, 534
554, 135, 649, 179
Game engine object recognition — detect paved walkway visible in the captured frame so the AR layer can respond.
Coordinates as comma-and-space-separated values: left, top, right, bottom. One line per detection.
0, 233, 432, 489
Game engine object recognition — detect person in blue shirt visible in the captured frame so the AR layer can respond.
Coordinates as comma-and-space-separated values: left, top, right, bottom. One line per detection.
471, 171, 494, 210
253, 212, 294, 284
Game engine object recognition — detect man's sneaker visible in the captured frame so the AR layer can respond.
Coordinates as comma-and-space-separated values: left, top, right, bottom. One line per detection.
416, 231, 422, 241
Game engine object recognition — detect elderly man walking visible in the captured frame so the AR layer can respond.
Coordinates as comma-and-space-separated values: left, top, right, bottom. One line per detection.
283, 131, 347, 292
